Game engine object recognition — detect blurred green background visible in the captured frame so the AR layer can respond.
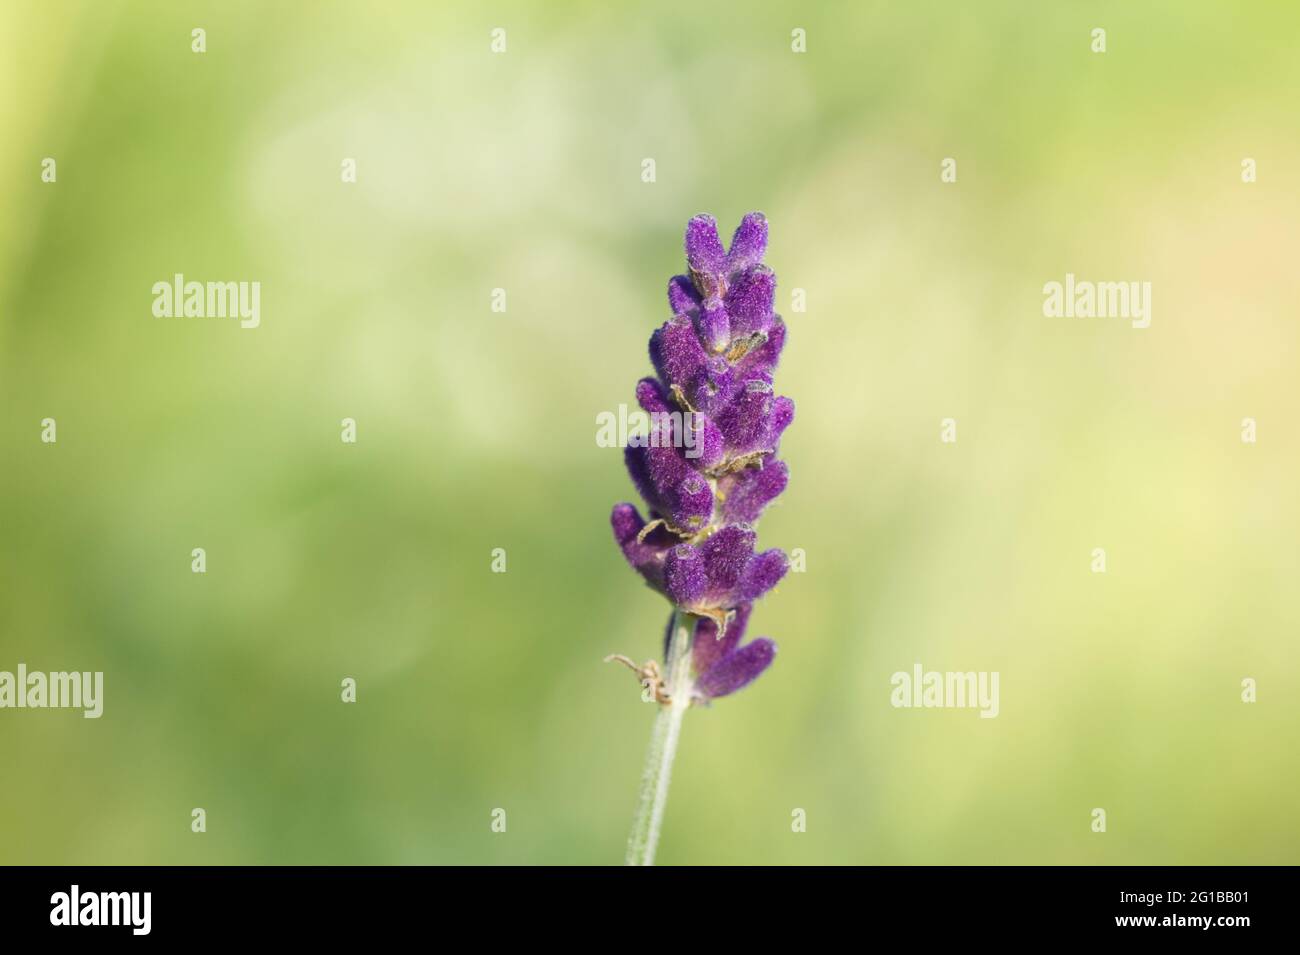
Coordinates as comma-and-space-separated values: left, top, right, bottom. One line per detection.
2, 0, 1298, 865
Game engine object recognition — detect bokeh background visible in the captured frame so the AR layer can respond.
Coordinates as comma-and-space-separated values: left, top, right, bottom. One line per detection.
2, 0, 1298, 865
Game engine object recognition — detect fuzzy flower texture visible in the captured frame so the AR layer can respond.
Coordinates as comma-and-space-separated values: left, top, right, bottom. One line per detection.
611, 212, 793, 703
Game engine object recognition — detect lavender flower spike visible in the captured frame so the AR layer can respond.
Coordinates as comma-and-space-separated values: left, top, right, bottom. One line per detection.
608, 213, 794, 865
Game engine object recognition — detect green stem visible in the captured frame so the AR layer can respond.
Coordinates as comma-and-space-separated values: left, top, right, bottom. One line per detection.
624, 609, 695, 866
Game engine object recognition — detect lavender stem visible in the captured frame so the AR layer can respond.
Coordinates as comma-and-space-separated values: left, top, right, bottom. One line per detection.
625, 610, 695, 866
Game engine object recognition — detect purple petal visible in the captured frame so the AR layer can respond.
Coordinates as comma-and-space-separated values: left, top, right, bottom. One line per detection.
699, 524, 758, 599
674, 471, 713, 533
696, 637, 776, 699
739, 548, 788, 602
635, 377, 724, 470
726, 212, 768, 271
667, 275, 700, 317
713, 381, 796, 460
685, 355, 735, 416
715, 380, 777, 455
769, 396, 795, 447
611, 501, 644, 546
663, 543, 707, 606
622, 444, 660, 516
691, 603, 752, 674
735, 318, 786, 380
718, 459, 789, 524
724, 266, 776, 339
610, 503, 673, 589
649, 318, 709, 393
694, 301, 730, 355
635, 376, 672, 416
685, 215, 727, 280
684, 412, 725, 469
623, 444, 714, 533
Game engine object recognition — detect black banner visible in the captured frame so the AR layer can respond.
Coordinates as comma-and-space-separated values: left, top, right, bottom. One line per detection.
0, 866, 1281, 940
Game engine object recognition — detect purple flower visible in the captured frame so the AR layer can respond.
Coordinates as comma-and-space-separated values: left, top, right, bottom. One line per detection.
664, 604, 776, 703
610, 213, 794, 699
612, 510, 787, 625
